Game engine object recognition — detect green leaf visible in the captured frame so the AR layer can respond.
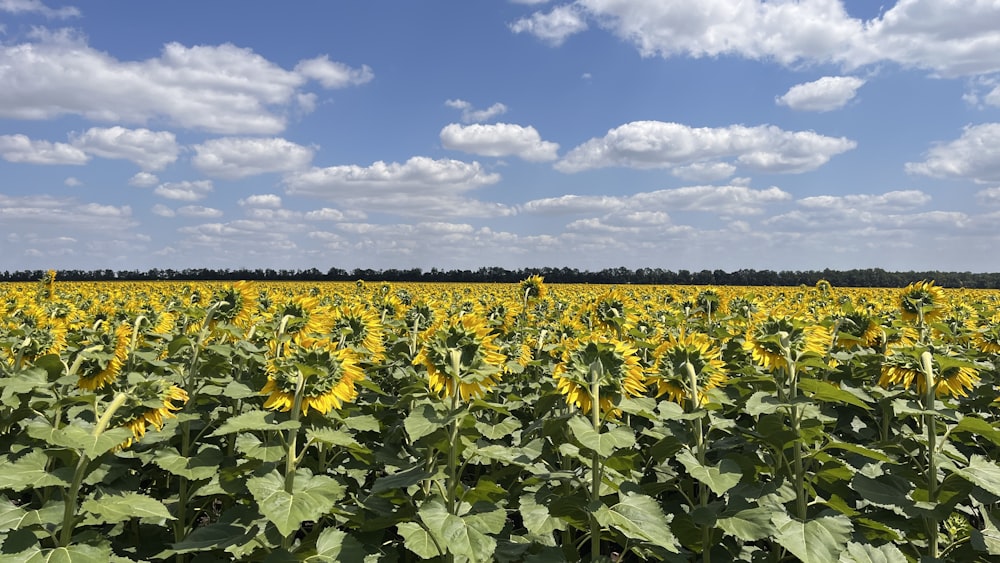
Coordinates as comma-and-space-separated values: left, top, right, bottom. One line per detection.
746, 391, 782, 415
0, 499, 62, 531
15, 544, 113, 563
674, 449, 743, 495
81, 492, 173, 525
342, 414, 380, 432
152, 445, 222, 480
566, 416, 635, 457
596, 491, 680, 552
222, 381, 258, 399
798, 379, 872, 410
440, 512, 497, 563
771, 513, 853, 563
397, 522, 444, 559
953, 417, 1000, 447
234, 433, 285, 462
25, 421, 133, 458
474, 416, 521, 440
0, 451, 70, 492
821, 441, 889, 463
518, 493, 566, 544
716, 507, 777, 541
246, 469, 345, 537
209, 410, 300, 436
404, 403, 450, 442
306, 528, 366, 562
838, 541, 907, 563
952, 455, 1000, 497
464, 506, 506, 535
371, 464, 434, 494
170, 523, 255, 554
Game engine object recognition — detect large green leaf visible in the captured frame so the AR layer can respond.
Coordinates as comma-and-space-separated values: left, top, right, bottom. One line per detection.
821, 441, 889, 463
81, 492, 173, 525
519, 493, 566, 544
305, 528, 366, 562
475, 416, 521, 440
771, 513, 853, 563
953, 417, 1000, 447
169, 523, 256, 554
595, 491, 680, 552
797, 379, 872, 410
404, 403, 450, 442
25, 421, 133, 458
838, 541, 907, 563
9, 544, 113, 563
674, 449, 743, 496
566, 416, 635, 457
0, 499, 62, 532
417, 499, 497, 563
209, 411, 300, 436
0, 451, 70, 491
371, 464, 435, 494
397, 522, 444, 559
234, 433, 285, 462
952, 455, 1000, 497
716, 507, 777, 541
152, 445, 222, 480
246, 469, 345, 537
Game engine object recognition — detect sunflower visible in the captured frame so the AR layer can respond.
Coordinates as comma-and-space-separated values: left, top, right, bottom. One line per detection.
743, 316, 830, 372
273, 294, 329, 346
879, 347, 980, 398
649, 332, 727, 406
211, 281, 255, 329
520, 275, 548, 302
899, 280, 946, 324
834, 311, 883, 350
413, 314, 507, 401
77, 322, 131, 391
263, 340, 365, 415
552, 335, 646, 417
973, 317, 1000, 355
117, 381, 189, 449
589, 288, 639, 334
329, 303, 385, 362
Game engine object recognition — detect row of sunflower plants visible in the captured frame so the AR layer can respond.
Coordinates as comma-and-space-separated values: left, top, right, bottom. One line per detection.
2, 273, 1000, 561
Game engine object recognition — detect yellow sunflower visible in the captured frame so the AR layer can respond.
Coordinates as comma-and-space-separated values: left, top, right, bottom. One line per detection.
77, 322, 132, 391
273, 294, 329, 346
552, 335, 646, 417
879, 347, 980, 398
263, 340, 365, 415
117, 381, 189, 449
520, 275, 548, 302
211, 281, 255, 329
743, 316, 830, 372
414, 314, 506, 401
650, 332, 727, 406
899, 280, 946, 324
329, 303, 386, 362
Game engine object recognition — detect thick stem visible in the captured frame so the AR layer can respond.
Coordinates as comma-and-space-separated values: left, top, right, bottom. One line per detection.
281, 372, 307, 550
780, 332, 807, 521
589, 361, 603, 561
686, 362, 710, 563
921, 350, 939, 559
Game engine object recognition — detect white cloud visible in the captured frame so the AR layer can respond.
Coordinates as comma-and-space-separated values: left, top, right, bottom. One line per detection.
239, 194, 283, 208
905, 123, 1000, 183
0, 133, 88, 165
304, 207, 367, 221
129, 171, 159, 188
0, 194, 134, 230
293, 55, 374, 88
440, 123, 559, 162
556, 121, 856, 174
509, 4, 588, 46
70, 126, 179, 170
976, 187, 1000, 206
0, 32, 372, 134
776, 76, 866, 112
177, 205, 223, 218
154, 180, 213, 201
0, 0, 79, 18
192, 137, 315, 179
444, 99, 509, 123
522, 184, 791, 216
798, 190, 931, 211
519, 194, 626, 215
151, 204, 175, 217
671, 161, 737, 182
63, 176, 81, 187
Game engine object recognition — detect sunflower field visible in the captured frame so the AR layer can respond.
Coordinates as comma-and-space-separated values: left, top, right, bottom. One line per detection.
3, 273, 1000, 562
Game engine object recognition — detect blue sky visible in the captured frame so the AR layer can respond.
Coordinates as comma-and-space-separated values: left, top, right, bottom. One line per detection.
3, 0, 1000, 274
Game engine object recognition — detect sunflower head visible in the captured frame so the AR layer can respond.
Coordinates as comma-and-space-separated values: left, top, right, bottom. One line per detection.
589, 288, 639, 333
263, 340, 365, 415
274, 295, 329, 345
743, 316, 830, 372
899, 280, 946, 324
413, 314, 506, 401
211, 281, 255, 329
330, 303, 385, 362
835, 311, 883, 350
116, 380, 189, 449
77, 322, 132, 391
520, 275, 548, 302
879, 347, 980, 398
552, 335, 646, 417
650, 332, 727, 407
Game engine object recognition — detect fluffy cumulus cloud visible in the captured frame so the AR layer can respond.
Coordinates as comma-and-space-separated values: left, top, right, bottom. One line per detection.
0, 134, 88, 165
556, 121, 856, 174
285, 157, 509, 218
522, 184, 791, 216
129, 172, 159, 188
905, 123, 1000, 183
192, 137, 315, 179
0, 0, 79, 18
671, 161, 737, 182
239, 194, 283, 208
509, 4, 588, 46
0, 194, 137, 261
0, 29, 373, 135
440, 123, 559, 162
177, 205, 223, 218
70, 126, 179, 170
798, 190, 931, 211
776, 76, 866, 112
512, 0, 1000, 77
444, 99, 508, 123
153, 180, 214, 201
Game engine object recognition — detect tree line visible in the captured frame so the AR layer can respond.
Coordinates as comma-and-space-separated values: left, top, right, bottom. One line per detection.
4, 266, 1000, 288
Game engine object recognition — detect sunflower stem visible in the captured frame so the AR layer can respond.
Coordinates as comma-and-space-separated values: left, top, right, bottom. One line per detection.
921, 350, 939, 559
280, 371, 307, 550
589, 360, 603, 561
686, 361, 710, 563
780, 332, 807, 521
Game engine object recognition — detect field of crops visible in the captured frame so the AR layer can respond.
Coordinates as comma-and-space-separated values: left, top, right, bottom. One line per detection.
2, 274, 1000, 562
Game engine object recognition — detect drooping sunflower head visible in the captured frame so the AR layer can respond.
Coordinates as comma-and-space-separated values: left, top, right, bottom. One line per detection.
694, 289, 726, 318
77, 322, 132, 391
211, 281, 255, 329
329, 303, 385, 362
263, 340, 366, 415
520, 275, 548, 302
413, 314, 507, 401
552, 335, 646, 417
403, 300, 436, 334
589, 288, 639, 334
650, 332, 727, 407
835, 311, 884, 350
116, 380, 189, 450
743, 316, 830, 372
899, 280, 946, 323
879, 347, 981, 398
973, 314, 1000, 355
274, 295, 329, 346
